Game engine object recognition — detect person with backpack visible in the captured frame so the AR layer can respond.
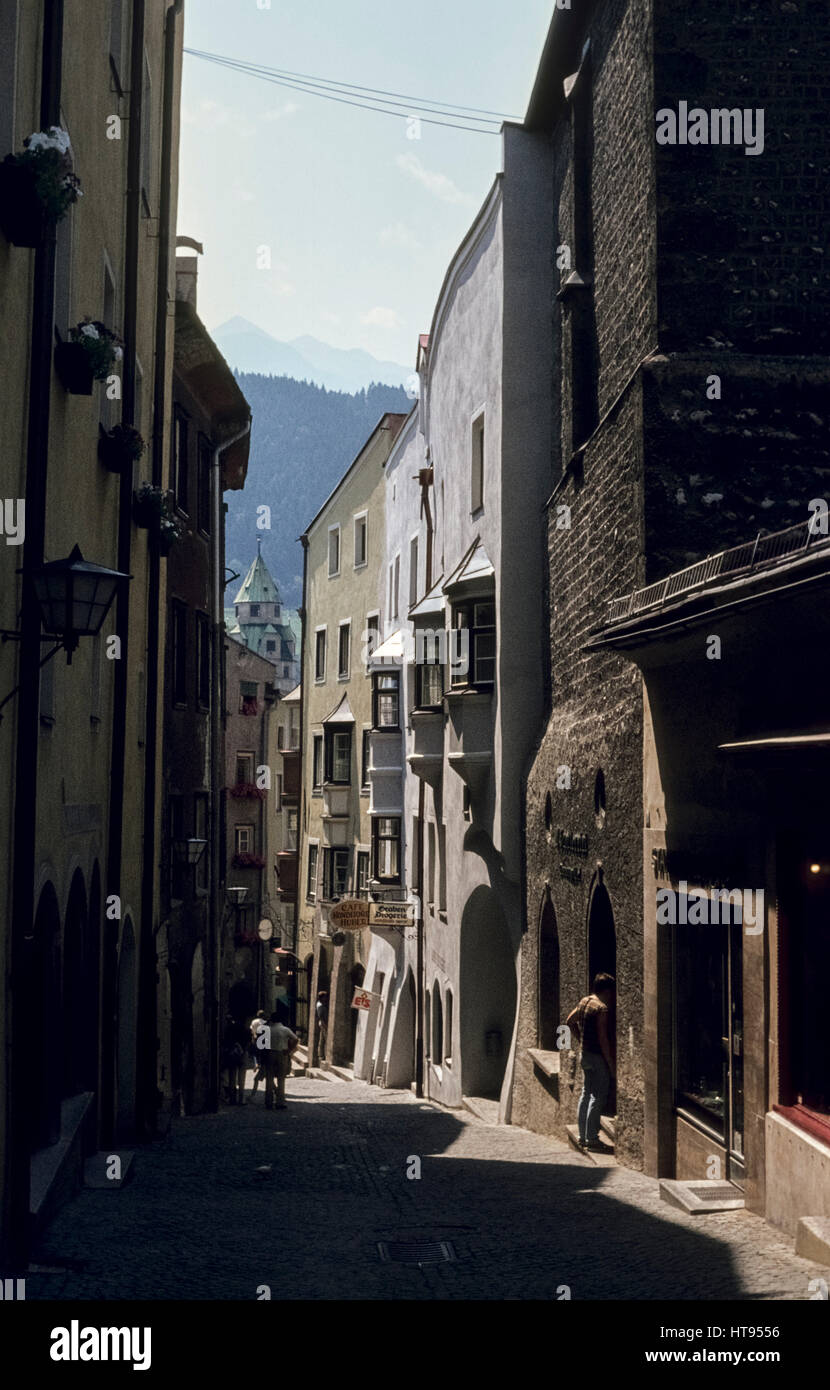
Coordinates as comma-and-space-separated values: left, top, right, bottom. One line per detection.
566, 973, 616, 1152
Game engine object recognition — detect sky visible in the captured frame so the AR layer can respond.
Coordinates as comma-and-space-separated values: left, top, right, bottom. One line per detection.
178, 0, 554, 368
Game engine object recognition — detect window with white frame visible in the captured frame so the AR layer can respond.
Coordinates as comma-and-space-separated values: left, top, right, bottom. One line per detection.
373, 816, 401, 883
365, 612, 380, 669
471, 410, 485, 513
235, 824, 254, 855
338, 621, 351, 678
324, 727, 351, 784
315, 628, 326, 681
409, 536, 419, 609
323, 847, 350, 900
328, 524, 341, 578
354, 512, 368, 568
451, 599, 495, 688
307, 842, 319, 900
372, 670, 400, 730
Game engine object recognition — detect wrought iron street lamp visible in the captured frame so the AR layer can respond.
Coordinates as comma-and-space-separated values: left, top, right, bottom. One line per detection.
174, 837, 207, 865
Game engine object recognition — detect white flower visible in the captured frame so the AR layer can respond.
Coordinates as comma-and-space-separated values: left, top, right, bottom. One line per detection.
25, 126, 71, 156
80, 323, 100, 340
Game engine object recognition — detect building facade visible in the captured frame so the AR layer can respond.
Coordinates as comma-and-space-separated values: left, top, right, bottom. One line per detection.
225, 543, 300, 697
0, 0, 183, 1264
515, 0, 830, 1245
158, 244, 250, 1118
298, 413, 407, 1069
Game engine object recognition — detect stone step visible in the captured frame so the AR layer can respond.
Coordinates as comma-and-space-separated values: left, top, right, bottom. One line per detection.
600, 1115, 616, 1142
304, 1066, 343, 1082
462, 1095, 501, 1126
328, 1065, 355, 1082
795, 1217, 830, 1266
659, 1179, 745, 1214
566, 1124, 616, 1164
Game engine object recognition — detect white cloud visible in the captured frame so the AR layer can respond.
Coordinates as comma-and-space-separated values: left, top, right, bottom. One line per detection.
379, 220, 422, 252
262, 102, 300, 121
394, 153, 475, 206
360, 306, 403, 329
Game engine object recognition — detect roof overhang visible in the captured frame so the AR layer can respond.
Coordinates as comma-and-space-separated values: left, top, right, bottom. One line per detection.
174, 300, 251, 490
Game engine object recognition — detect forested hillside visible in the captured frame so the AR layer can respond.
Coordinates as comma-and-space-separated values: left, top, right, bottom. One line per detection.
226, 374, 413, 608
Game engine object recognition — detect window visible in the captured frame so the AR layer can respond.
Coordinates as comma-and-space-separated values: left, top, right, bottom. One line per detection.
307, 843, 319, 900
140, 50, 153, 214
538, 899, 560, 1050
444, 990, 453, 1066
172, 408, 188, 512
109, 0, 125, 90
194, 793, 208, 893
324, 727, 351, 784
432, 984, 443, 1064
236, 752, 254, 786
356, 851, 370, 895
315, 628, 326, 681
198, 435, 211, 534
365, 613, 380, 669
372, 671, 400, 730
197, 614, 210, 708
361, 728, 370, 787
389, 556, 400, 620
373, 816, 401, 883
275, 773, 282, 810
354, 512, 368, 568
101, 260, 117, 431
428, 822, 436, 905
471, 411, 485, 513
438, 823, 447, 910
338, 622, 351, 678
266, 640, 276, 654
328, 525, 341, 578
288, 705, 300, 750
239, 681, 257, 715
277, 725, 284, 750
172, 603, 187, 705
451, 600, 495, 688
312, 735, 324, 789
409, 536, 419, 609
169, 794, 184, 898
323, 848, 350, 900
285, 807, 298, 852
249, 603, 260, 617
416, 650, 444, 709
235, 824, 254, 855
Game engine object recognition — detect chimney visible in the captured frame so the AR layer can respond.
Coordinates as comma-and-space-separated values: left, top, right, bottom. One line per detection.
175, 236, 204, 308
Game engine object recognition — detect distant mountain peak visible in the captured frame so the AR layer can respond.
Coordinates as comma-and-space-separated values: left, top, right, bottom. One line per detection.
212, 317, 411, 393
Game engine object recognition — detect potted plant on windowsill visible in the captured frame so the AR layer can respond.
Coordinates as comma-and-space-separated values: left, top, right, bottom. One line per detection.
232, 852, 266, 870
133, 482, 184, 555
98, 422, 145, 473
0, 127, 82, 247
55, 318, 123, 395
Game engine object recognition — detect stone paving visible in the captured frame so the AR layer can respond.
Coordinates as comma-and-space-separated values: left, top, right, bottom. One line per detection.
27, 1073, 827, 1301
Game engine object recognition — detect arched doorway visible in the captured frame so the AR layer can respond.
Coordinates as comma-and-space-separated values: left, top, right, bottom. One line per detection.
63, 869, 87, 1099
587, 879, 617, 1114
116, 918, 137, 1140
31, 883, 62, 1149
538, 895, 560, 1050
431, 983, 444, 1063
387, 970, 416, 1088
460, 885, 517, 1099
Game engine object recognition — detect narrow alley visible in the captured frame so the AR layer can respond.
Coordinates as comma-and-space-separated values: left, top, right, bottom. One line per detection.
27, 1073, 826, 1303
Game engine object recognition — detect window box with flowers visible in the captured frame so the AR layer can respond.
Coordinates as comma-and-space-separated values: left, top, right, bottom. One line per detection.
0, 127, 82, 248
98, 422, 145, 474
232, 851, 266, 869
228, 783, 267, 801
55, 319, 123, 395
133, 483, 185, 555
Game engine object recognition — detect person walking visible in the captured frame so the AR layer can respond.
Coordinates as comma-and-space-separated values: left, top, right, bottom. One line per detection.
221, 1014, 247, 1106
566, 973, 616, 1152
264, 1011, 299, 1110
315, 990, 329, 1061
248, 1010, 268, 1102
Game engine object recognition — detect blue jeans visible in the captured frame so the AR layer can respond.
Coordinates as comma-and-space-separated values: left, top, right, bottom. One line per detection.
578, 1050, 611, 1143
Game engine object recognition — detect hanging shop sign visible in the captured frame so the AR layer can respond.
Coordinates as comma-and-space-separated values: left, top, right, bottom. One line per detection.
369, 901, 415, 927
352, 988, 374, 1011
328, 899, 370, 931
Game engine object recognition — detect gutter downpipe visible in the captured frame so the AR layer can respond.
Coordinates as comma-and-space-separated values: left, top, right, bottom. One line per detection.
211, 420, 251, 1104
138, 0, 183, 1141
6, 0, 64, 1273
294, 534, 309, 1035
103, 0, 144, 1149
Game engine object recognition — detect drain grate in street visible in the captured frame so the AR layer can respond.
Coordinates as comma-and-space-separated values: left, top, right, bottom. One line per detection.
377, 1240, 456, 1265
687, 1184, 741, 1202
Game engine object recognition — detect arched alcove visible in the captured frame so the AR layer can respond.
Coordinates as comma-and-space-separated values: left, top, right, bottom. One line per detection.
587, 879, 617, 1115
460, 885, 517, 1099
432, 982, 444, 1065
538, 895, 560, 1050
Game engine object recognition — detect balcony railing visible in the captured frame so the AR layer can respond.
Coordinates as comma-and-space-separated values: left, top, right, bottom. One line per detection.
606, 519, 829, 625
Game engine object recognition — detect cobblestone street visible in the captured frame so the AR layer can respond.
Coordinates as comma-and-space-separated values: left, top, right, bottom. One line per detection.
25, 1074, 826, 1302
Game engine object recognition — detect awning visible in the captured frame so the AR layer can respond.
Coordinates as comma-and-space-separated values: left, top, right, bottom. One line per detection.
369, 630, 404, 665
443, 540, 495, 594
410, 576, 446, 618
322, 692, 355, 724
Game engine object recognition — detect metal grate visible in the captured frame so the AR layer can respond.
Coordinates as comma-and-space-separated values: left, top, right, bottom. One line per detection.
377, 1240, 456, 1265
686, 1184, 741, 1202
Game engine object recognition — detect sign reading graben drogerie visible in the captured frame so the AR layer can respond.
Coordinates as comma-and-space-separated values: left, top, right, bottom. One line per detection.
369, 902, 415, 927
328, 899, 370, 930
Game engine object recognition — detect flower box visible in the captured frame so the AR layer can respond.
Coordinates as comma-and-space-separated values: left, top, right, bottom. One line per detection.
232, 852, 266, 870
98, 424, 145, 473
229, 783, 267, 800
0, 129, 82, 247
55, 341, 94, 395
133, 483, 184, 554
0, 161, 49, 247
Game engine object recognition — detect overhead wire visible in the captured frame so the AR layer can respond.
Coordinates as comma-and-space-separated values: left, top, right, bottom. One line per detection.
184, 48, 518, 134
